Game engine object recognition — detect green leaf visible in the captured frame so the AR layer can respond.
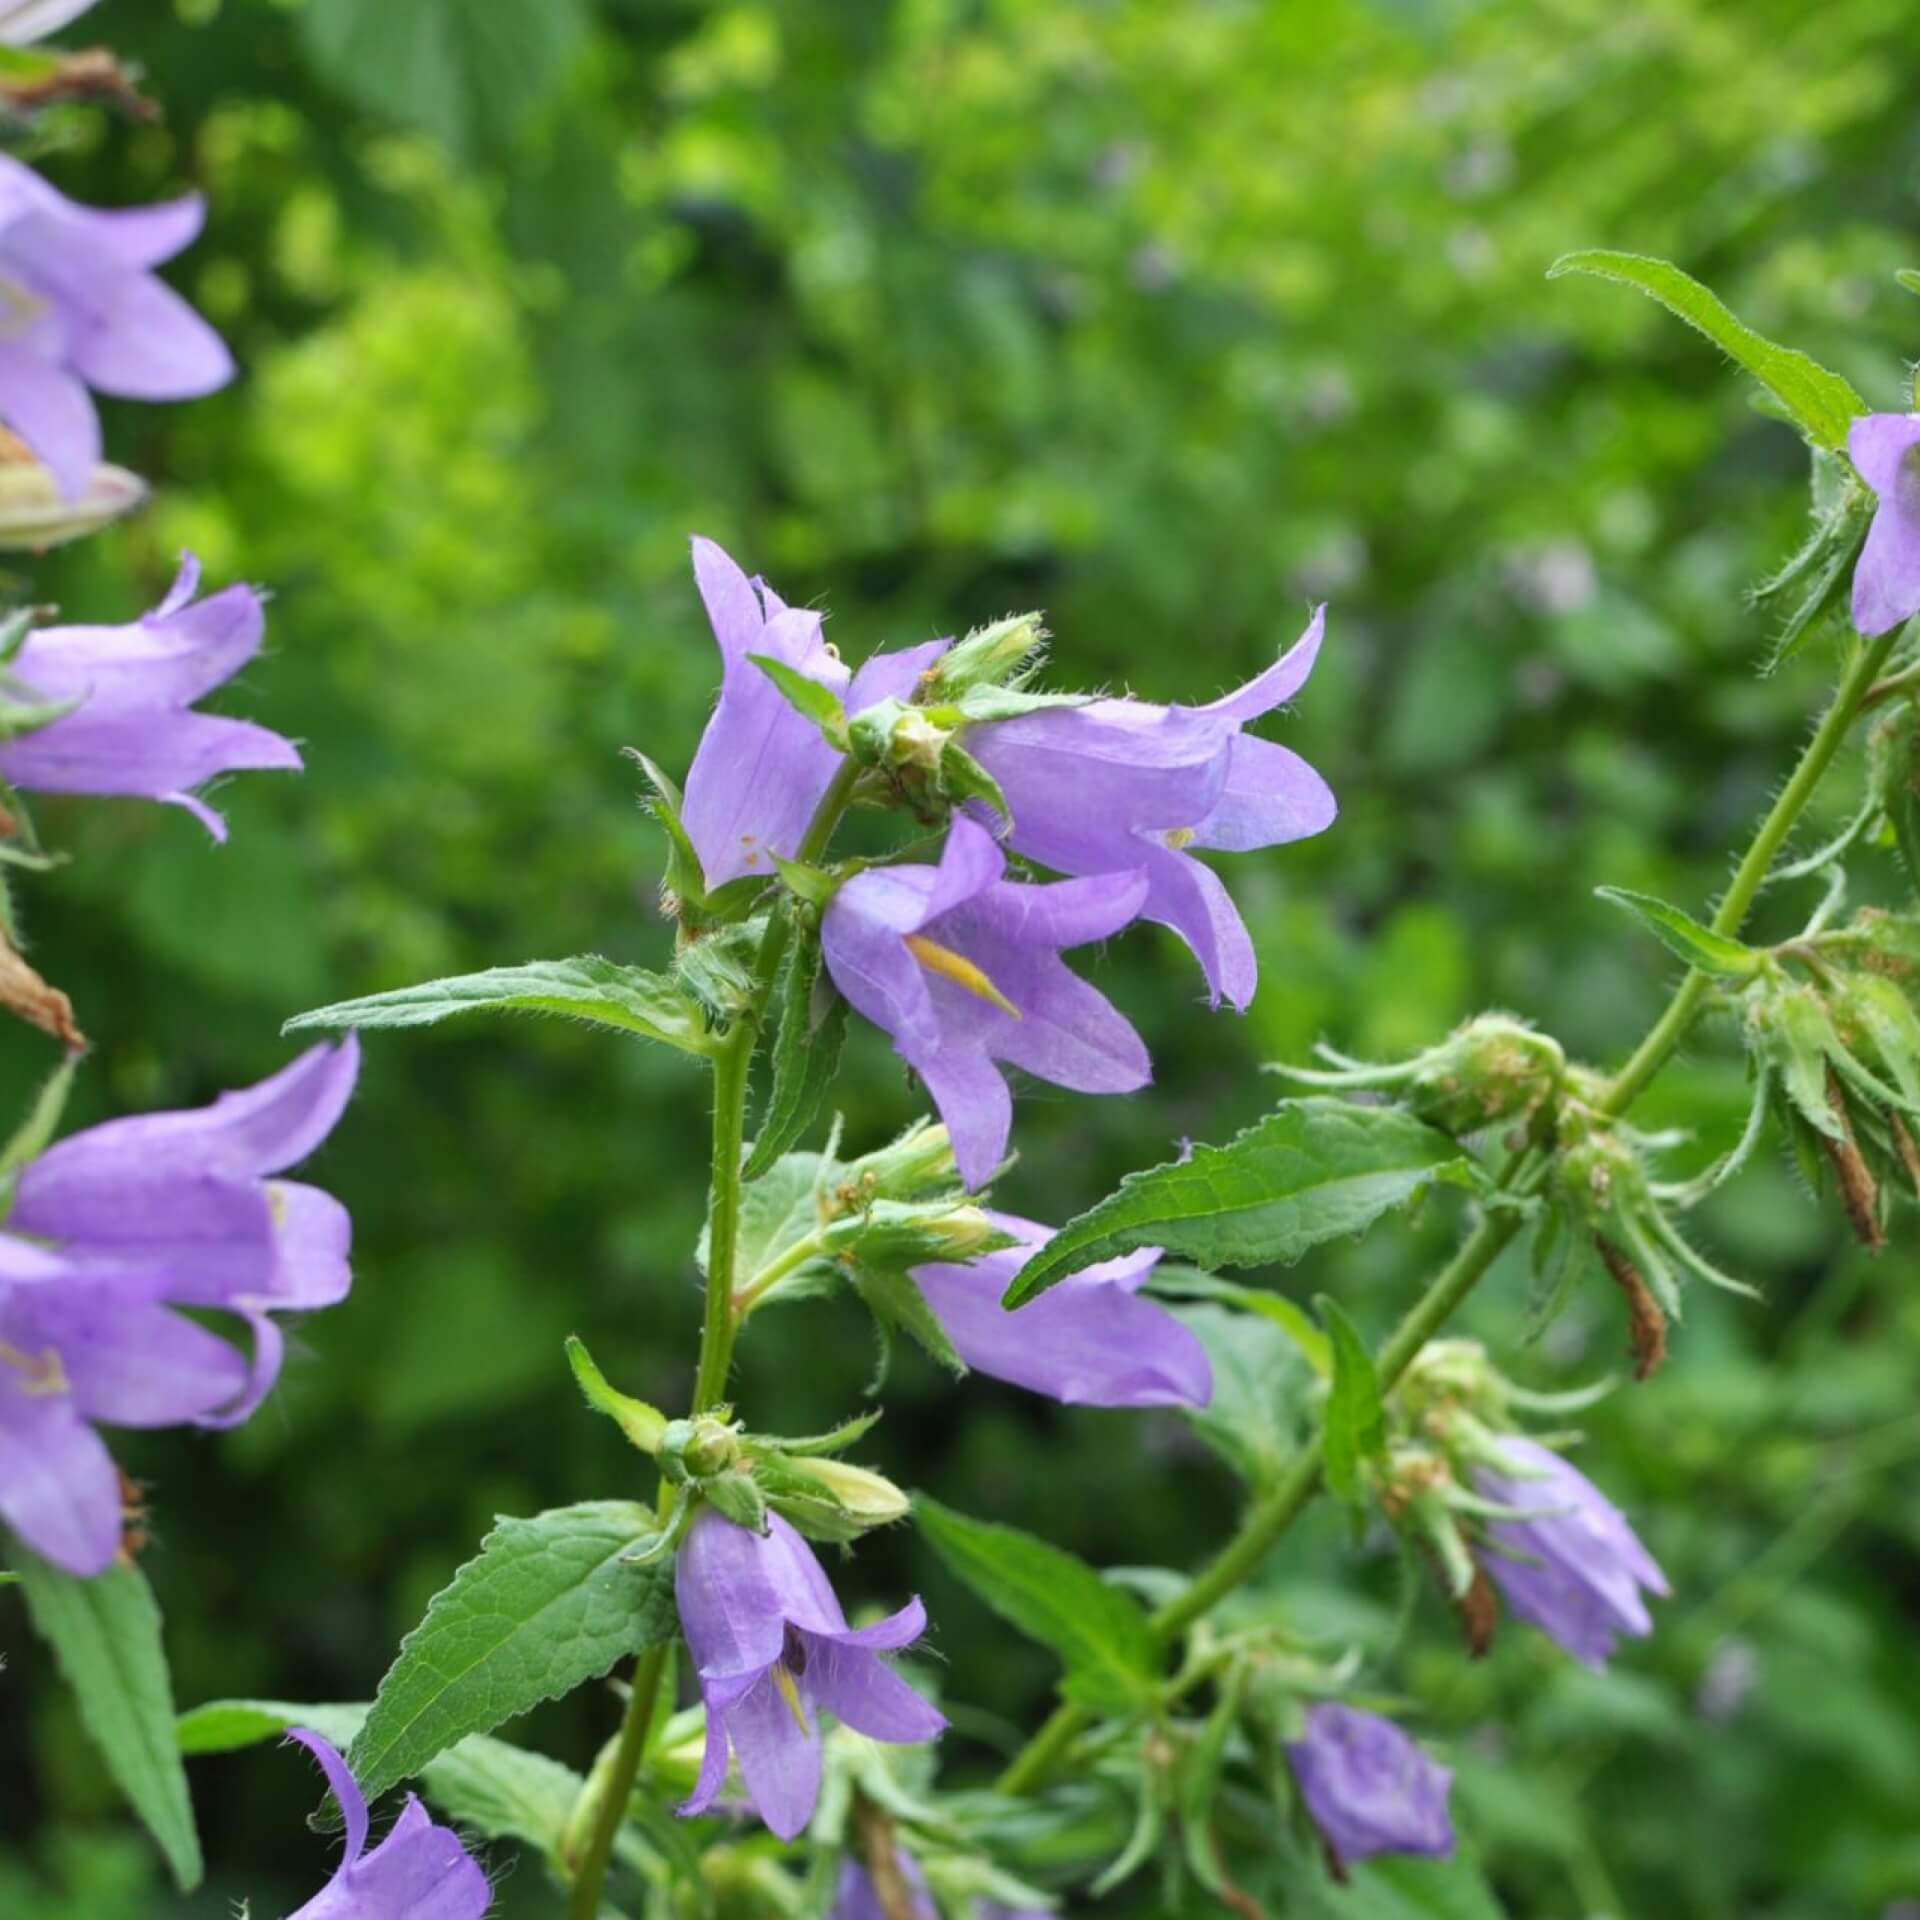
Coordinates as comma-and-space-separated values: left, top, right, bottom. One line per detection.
14, 1554, 202, 1891
284, 956, 713, 1055
850, 1261, 968, 1376
744, 926, 847, 1179
1594, 887, 1765, 978
913, 1496, 1158, 1713
939, 739, 1012, 823
0, 1051, 77, 1182
748, 652, 849, 746
346, 1501, 677, 1801
1547, 250, 1865, 451
179, 1700, 588, 1859
1169, 1303, 1313, 1487
565, 1336, 667, 1454
1002, 1100, 1469, 1306
300, 0, 590, 159
1317, 1296, 1387, 1504
1147, 1266, 1331, 1375
626, 749, 765, 924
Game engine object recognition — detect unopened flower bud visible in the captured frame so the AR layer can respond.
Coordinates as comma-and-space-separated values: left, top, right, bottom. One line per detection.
848, 696, 951, 776
784, 1457, 910, 1528
0, 456, 145, 549
660, 1413, 742, 1484
840, 1119, 959, 1201
928, 613, 1048, 698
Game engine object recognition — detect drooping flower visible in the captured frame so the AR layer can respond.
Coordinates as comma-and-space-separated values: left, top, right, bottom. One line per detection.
0, 552, 299, 838
911, 1212, 1210, 1408
1849, 413, 1920, 637
1286, 1703, 1455, 1871
831, 1856, 1047, 1920
966, 609, 1335, 1010
1473, 1435, 1668, 1668
679, 536, 948, 892
0, 1038, 359, 1576
283, 1728, 490, 1919
0, 155, 231, 497
0, 1, 100, 44
677, 1507, 945, 1841
821, 815, 1149, 1189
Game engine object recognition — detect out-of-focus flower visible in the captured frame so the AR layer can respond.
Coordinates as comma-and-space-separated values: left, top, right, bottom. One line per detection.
0, 1039, 358, 1575
821, 816, 1149, 1188
0, 446, 143, 547
911, 1212, 1209, 1407
676, 1507, 944, 1841
0, 0, 100, 45
1473, 1435, 1668, 1668
1286, 1703, 1455, 1870
680, 537, 947, 890
967, 609, 1334, 1010
831, 1856, 1048, 1920
0, 155, 230, 497
0, 553, 299, 838
283, 1728, 490, 1919
1849, 413, 1920, 636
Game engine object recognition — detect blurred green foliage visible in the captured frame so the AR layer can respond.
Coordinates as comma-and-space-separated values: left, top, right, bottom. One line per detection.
6, 0, 1920, 1912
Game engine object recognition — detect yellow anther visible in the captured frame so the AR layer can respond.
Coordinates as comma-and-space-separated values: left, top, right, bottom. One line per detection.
1163, 826, 1198, 850
0, 1338, 68, 1396
773, 1660, 810, 1732
904, 935, 1022, 1018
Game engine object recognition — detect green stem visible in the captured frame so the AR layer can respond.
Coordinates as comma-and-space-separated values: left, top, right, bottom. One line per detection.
565, 1640, 670, 1920
693, 1026, 756, 1414
734, 1226, 829, 1318
999, 631, 1896, 1797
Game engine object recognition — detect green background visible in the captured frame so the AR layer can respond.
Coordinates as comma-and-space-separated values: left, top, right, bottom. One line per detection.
4, 0, 1920, 1912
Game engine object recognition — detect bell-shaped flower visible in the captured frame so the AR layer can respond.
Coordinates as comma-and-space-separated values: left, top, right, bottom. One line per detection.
0, 1, 100, 43
0, 155, 231, 498
0, 553, 299, 838
679, 537, 948, 891
1849, 414, 1920, 637
283, 1728, 490, 1919
676, 1507, 945, 1841
1286, 1704, 1454, 1871
831, 1855, 1044, 1920
1473, 1435, 1668, 1668
966, 610, 1335, 1010
911, 1212, 1210, 1408
821, 816, 1149, 1189
0, 1038, 359, 1576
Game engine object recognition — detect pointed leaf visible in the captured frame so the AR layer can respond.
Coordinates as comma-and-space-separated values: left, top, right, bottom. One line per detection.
1002, 1100, 1469, 1306
1169, 1302, 1313, 1487
1317, 1296, 1387, 1504
15, 1553, 202, 1890
1594, 887, 1764, 978
1549, 250, 1864, 451
749, 652, 849, 747
285, 956, 714, 1055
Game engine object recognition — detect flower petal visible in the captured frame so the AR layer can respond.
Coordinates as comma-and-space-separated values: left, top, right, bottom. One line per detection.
677, 1685, 737, 1818
848, 637, 950, 710
1193, 606, 1327, 722
723, 1667, 822, 1841
802, 1633, 946, 1744
285, 1728, 370, 1870
1194, 735, 1336, 853
822, 874, 942, 1054
987, 956, 1151, 1096
0, 338, 98, 497
1138, 844, 1258, 1011
340, 1796, 492, 1920
0, 705, 300, 804
7, 1292, 247, 1426
266, 1180, 354, 1309
0, 1376, 120, 1575
675, 1508, 808, 1680
971, 866, 1147, 951
814, 1594, 927, 1654
910, 1041, 1013, 1192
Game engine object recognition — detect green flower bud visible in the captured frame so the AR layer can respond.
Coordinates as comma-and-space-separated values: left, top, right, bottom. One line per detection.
929, 612, 1048, 697
847, 696, 951, 775
783, 1456, 910, 1527
0, 458, 145, 550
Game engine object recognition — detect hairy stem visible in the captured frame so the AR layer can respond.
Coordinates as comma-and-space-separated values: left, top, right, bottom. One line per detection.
565, 1640, 670, 1920
998, 628, 1897, 1796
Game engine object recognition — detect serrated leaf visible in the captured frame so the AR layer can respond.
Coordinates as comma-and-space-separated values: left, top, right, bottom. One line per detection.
285, 956, 713, 1054
914, 1496, 1157, 1713
346, 1501, 676, 1802
1169, 1303, 1312, 1486
178, 1699, 587, 1859
1317, 1296, 1387, 1504
1764, 499, 1871, 671
15, 1553, 201, 1891
1147, 1266, 1331, 1375
1002, 1100, 1469, 1306
1548, 250, 1865, 451
744, 927, 847, 1179
1594, 887, 1764, 978
851, 1262, 967, 1375
749, 652, 849, 746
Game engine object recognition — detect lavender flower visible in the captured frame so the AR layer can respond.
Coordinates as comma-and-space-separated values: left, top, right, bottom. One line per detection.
677, 1507, 945, 1841
0, 155, 231, 497
0, 0, 100, 44
911, 1212, 1210, 1408
966, 609, 1335, 1010
0, 1038, 358, 1576
1473, 1435, 1668, 1668
831, 1856, 1047, 1920
821, 816, 1149, 1189
1849, 413, 1920, 637
1286, 1704, 1455, 1871
284, 1728, 490, 1919
0, 553, 299, 838
680, 537, 948, 891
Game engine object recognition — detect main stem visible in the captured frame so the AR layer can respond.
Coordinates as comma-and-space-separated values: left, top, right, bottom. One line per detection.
999, 627, 1896, 1797
564, 1640, 670, 1920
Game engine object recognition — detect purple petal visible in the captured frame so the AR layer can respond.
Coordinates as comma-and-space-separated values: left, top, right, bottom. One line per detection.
334, 1797, 492, 1920
6, 1292, 247, 1425
0, 1, 107, 47
0, 704, 300, 806
1138, 844, 1258, 1011
1847, 412, 1920, 497
678, 1681, 737, 1818
909, 1042, 1014, 1191
722, 1666, 822, 1841
1287, 1704, 1454, 1868
690, 536, 766, 664
813, 1594, 928, 1654
848, 637, 950, 710
192, 1306, 284, 1431
8, 1167, 275, 1283
676, 1509, 848, 1682
1194, 735, 1336, 853
0, 339, 98, 496
822, 874, 942, 1055
970, 865, 1147, 950
920, 814, 1004, 921
802, 1632, 946, 1744
0, 159, 205, 267
266, 1180, 354, 1309
1193, 606, 1327, 722
0, 1378, 120, 1574
985, 954, 1151, 1096
285, 1729, 370, 1869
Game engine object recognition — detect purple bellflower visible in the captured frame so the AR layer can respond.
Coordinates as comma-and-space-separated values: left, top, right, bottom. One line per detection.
1473, 1435, 1668, 1669
0, 1038, 358, 1576
677, 1507, 945, 1841
1849, 413, 1920, 637
966, 609, 1335, 1011
680, 537, 949, 891
821, 815, 1149, 1189
0, 155, 231, 498
284, 1728, 491, 1920
1286, 1703, 1455, 1872
911, 1212, 1210, 1408
831, 1856, 1046, 1920
0, 553, 299, 838
0, 0, 100, 43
